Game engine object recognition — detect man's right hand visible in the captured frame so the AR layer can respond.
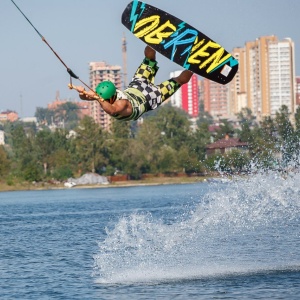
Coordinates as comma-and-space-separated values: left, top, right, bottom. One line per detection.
68, 84, 99, 101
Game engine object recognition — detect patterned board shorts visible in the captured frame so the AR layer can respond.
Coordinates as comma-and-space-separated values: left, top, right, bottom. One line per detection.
129, 59, 181, 110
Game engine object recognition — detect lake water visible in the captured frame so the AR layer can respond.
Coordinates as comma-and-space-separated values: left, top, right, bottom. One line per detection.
0, 171, 299, 299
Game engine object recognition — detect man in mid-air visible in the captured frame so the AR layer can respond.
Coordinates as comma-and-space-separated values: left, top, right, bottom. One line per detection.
71, 46, 193, 121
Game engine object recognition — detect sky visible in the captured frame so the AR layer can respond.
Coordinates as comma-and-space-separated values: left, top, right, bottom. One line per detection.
1, 0, 299, 117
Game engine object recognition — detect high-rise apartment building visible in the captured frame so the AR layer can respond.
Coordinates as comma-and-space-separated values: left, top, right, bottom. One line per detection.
296, 77, 300, 106
203, 78, 229, 119
89, 62, 122, 130
245, 36, 277, 118
229, 36, 296, 120
268, 38, 295, 116
229, 47, 247, 116
170, 71, 199, 117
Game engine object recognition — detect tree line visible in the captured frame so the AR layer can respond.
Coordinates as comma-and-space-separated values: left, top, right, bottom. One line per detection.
0, 104, 300, 184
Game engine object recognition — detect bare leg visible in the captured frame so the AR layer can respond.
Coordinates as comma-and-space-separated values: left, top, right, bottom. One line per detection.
173, 70, 193, 85
144, 45, 156, 60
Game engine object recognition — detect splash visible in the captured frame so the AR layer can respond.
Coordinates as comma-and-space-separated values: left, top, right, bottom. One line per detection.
93, 171, 300, 284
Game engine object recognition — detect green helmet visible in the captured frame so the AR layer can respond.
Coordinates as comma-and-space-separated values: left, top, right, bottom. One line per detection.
95, 81, 116, 100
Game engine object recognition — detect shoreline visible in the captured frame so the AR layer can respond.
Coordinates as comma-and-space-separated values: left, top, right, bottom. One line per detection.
0, 176, 210, 193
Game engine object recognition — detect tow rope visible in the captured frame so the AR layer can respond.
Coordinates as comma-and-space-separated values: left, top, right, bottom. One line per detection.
10, 0, 95, 93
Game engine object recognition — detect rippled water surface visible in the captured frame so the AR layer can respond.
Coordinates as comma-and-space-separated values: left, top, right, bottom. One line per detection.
1, 172, 300, 299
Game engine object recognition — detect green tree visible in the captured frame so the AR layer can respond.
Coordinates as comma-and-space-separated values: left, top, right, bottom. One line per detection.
244, 121, 276, 170
105, 119, 136, 175
50, 148, 74, 180
224, 149, 251, 173
111, 119, 132, 138
177, 145, 204, 174
133, 119, 163, 175
236, 107, 256, 125
293, 106, 300, 163
275, 105, 296, 165
10, 125, 42, 181
114, 139, 149, 179
197, 110, 214, 126
35, 107, 54, 125
55, 102, 80, 130
237, 108, 257, 143
34, 129, 73, 179
152, 106, 191, 149
215, 119, 235, 140
156, 145, 179, 174
0, 146, 10, 177
275, 105, 294, 141
73, 117, 108, 174
294, 106, 300, 134
204, 154, 230, 173
188, 122, 211, 162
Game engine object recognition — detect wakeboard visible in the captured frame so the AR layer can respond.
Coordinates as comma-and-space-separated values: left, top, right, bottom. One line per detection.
122, 1, 238, 85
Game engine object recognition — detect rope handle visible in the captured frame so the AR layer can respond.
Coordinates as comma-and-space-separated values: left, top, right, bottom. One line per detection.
68, 84, 104, 102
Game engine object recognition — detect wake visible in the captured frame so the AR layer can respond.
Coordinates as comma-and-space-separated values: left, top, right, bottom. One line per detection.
93, 170, 300, 284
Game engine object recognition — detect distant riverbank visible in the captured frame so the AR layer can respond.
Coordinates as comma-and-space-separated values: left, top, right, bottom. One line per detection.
0, 176, 210, 192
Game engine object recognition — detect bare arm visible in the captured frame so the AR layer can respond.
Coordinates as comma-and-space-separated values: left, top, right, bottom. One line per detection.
100, 99, 132, 116
68, 84, 132, 117
68, 84, 100, 101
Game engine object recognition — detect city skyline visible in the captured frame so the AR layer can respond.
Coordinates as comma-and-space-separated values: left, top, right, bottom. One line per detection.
1, 0, 299, 117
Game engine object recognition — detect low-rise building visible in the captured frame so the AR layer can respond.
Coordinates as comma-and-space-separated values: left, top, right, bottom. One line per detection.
0, 111, 19, 122
206, 134, 248, 157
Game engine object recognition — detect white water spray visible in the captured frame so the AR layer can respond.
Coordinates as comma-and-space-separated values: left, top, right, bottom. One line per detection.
94, 170, 300, 284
